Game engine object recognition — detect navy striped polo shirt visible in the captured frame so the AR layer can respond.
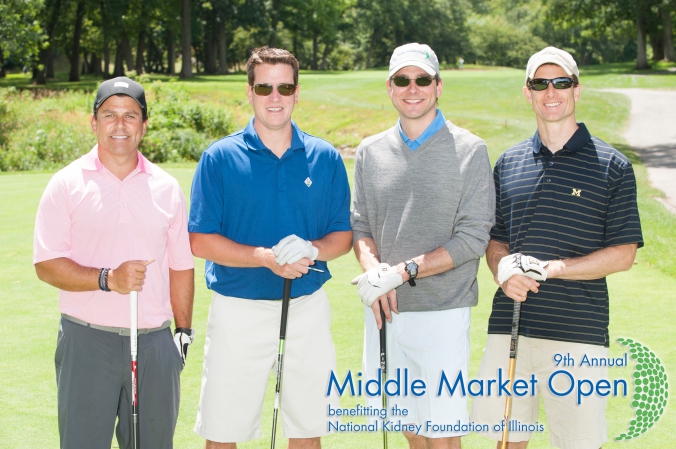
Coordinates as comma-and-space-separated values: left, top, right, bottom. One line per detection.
487, 123, 643, 347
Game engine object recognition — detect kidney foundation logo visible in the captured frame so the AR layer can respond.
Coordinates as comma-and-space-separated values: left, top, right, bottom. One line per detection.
614, 338, 669, 441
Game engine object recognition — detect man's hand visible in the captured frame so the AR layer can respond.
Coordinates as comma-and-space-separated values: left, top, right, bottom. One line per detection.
107, 260, 148, 294
273, 234, 319, 266
351, 263, 403, 307
497, 253, 548, 284
173, 328, 194, 367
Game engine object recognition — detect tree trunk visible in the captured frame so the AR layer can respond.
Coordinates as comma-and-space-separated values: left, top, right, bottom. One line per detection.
649, 31, 664, 61
268, 0, 281, 47
167, 30, 176, 75
92, 53, 102, 75
103, 39, 110, 77
122, 31, 134, 71
36, 50, 47, 84
366, 29, 376, 69
36, 0, 64, 84
321, 42, 332, 71
68, 0, 86, 82
311, 33, 318, 70
635, 14, 650, 70
218, 21, 227, 75
101, 1, 110, 77
136, 29, 146, 74
180, 0, 192, 78
0, 46, 5, 78
204, 24, 217, 74
81, 52, 88, 74
46, 49, 55, 78
113, 41, 126, 77
663, 8, 676, 62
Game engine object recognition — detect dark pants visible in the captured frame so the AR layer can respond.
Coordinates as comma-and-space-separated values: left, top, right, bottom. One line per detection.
55, 317, 182, 449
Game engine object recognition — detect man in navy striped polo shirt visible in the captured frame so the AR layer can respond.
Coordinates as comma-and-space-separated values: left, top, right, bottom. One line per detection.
471, 47, 643, 449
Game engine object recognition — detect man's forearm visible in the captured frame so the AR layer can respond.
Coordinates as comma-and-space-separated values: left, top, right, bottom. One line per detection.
353, 237, 380, 271
170, 268, 194, 328
190, 232, 275, 269
486, 239, 510, 284
35, 257, 100, 291
395, 246, 455, 282
547, 243, 638, 281
312, 231, 353, 261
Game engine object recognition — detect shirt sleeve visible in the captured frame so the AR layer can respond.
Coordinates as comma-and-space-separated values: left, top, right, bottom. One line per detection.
603, 159, 643, 248
324, 151, 352, 235
350, 143, 374, 243
166, 184, 195, 271
441, 142, 496, 267
489, 155, 509, 244
33, 174, 73, 264
189, 150, 224, 235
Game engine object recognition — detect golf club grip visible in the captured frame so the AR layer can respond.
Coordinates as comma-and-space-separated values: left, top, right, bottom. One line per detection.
379, 306, 386, 372
509, 301, 522, 358
279, 279, 292, 340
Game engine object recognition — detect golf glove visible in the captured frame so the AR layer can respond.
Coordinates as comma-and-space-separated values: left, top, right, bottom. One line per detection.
273, 234, 319, 265
351, 263, 404, 307
173, 328, 194, 367
497, 253, 549, 285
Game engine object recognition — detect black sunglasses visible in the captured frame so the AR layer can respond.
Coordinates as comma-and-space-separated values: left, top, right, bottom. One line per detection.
390, 75, 435, 88
528, 77, 577, 91
252, 83, 297, 96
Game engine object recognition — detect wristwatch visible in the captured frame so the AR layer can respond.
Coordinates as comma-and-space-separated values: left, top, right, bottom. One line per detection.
404, 260, 418, 287
175, 327, 195, 343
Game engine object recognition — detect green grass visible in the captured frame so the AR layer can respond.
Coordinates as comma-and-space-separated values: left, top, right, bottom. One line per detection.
1, 67, 676, 447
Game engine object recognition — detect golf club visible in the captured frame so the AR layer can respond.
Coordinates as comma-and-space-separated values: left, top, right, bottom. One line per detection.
500, 301, 522, 449
130, 290, 140, 449
271, 278, 292, 449
379, 304, 388, 449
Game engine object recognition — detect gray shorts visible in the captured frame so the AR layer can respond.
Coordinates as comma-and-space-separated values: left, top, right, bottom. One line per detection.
55, 316, 183, 449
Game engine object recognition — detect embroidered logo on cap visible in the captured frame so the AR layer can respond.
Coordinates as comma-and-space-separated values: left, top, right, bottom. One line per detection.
114, 82, 130, 88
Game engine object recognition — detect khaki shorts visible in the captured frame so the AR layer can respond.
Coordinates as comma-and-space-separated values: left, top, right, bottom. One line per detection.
470, 334, 609, 449
194, 289, 339, 442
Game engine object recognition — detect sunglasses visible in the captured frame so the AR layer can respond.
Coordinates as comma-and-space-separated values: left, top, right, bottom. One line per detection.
390, 75, 436, 88
252, 83, 297, 96
528, 77, 577, 91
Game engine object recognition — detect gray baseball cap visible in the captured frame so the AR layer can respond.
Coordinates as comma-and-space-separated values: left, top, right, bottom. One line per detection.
389, 43, 440, 78
93, 77, 147, 116
526, 47, 579, 83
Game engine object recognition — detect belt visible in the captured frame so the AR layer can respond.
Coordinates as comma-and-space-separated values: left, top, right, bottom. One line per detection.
61, 314, 171, 336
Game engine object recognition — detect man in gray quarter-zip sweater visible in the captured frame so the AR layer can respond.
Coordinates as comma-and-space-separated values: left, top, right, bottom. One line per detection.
350, 43, 495, 449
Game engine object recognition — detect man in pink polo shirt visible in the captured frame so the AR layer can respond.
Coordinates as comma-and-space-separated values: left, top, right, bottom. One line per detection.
33, 77, 195, 449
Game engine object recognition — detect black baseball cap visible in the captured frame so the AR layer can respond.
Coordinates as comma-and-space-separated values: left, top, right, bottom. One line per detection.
93, 77, 147, 117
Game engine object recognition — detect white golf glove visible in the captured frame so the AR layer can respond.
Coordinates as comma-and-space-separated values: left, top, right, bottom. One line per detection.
173, 328, 194, 367
497, 253, 549, 285
272, 234, 319, 265
350, 263, 404, 307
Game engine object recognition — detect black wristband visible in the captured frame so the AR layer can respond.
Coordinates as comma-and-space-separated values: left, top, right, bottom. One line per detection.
103, 268, 110, 292
98, 268, 106, 291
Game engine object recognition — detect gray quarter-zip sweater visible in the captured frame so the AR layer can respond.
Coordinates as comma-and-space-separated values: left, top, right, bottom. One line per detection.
351, 120, 495, 312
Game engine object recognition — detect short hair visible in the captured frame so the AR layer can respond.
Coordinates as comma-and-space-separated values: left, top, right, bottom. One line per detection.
246, 47, 299, 86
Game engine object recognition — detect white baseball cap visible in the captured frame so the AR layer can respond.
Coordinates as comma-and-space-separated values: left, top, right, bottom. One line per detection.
526, 47, 579, 83
389, 43, 440, 78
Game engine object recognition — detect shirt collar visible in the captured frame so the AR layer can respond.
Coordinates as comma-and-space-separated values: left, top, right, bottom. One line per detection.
243, 117, 305, 154
81, 145, 153, 175
531, 123, 591, 155
398, 109, 446, 148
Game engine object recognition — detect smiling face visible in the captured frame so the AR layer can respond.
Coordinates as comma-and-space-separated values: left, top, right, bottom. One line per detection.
247, 63, 299, 135
90, 95, 147, 161
523, 63, 581, 127
387, 65, 442, 124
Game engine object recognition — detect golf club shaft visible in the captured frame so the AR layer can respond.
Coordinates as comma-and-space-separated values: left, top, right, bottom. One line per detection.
501, 301, 522, 449
271, 278, 292, 449
130, 290, 140, 449
379, 305, 388, 449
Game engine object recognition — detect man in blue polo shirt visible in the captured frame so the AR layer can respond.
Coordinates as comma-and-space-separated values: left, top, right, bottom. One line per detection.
471, 47, 643, 449
189, 47, 352, 449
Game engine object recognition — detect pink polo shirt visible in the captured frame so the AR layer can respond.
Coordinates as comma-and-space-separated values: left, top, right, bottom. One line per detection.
34, 146, 194, 328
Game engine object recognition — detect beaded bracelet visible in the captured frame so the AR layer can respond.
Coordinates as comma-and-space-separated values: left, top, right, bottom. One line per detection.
103, 268, 110, 292
98, 268, 106, 291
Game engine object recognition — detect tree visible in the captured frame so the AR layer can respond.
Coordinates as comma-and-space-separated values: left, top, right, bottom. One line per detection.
180, 0, 191, 77
0, 0, 44, 78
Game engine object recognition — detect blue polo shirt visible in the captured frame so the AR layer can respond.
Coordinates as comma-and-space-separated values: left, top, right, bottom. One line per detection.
189, 118, 351, 299
488, 124, 643, 346
398, 109, 446, 150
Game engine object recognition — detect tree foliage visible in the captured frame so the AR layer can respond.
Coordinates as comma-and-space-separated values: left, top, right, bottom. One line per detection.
0, 0, 673, 81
